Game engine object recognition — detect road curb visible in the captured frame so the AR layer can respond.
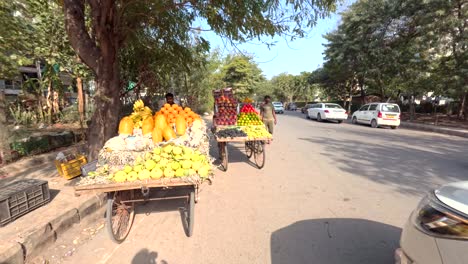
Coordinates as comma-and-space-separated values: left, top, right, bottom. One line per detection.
0, 241, 24, 264
0, 193, 106, 263
401, 122, 468, 138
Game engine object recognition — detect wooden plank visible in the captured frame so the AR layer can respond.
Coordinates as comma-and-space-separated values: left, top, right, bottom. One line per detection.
215, 136, 249, 142
75, 178, 198, 194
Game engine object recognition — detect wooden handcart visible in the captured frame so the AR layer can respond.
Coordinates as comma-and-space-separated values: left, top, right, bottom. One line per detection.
75, 178, 202, 243
216, 135, 269, 171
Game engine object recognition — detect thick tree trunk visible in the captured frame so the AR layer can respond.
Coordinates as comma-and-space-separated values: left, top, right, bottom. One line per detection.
87, 63, 121, 160
63, 0, 121, 160
458, 92, 467, 120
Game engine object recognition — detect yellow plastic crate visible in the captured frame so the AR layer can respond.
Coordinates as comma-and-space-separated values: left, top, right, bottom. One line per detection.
55, 155, 87, 180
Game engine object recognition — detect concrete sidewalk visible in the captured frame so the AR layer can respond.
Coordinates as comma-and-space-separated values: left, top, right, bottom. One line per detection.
401, 121, 468, 138
0, 144, 106, 264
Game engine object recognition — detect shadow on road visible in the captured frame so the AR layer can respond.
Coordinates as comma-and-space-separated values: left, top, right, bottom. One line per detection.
299, 136, 468, 196
271, 218, 401, 264
132, 248, 168, 264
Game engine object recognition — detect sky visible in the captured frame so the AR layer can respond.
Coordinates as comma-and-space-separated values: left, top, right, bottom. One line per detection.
196, 0, 355, 79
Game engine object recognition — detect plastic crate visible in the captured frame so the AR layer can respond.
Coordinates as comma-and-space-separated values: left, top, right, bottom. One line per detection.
0, 179, 50, 226
80, 160, 98, 177
55, 154, 87, 180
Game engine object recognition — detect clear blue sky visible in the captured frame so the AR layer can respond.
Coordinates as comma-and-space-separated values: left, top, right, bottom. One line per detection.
196, 0, 355, 79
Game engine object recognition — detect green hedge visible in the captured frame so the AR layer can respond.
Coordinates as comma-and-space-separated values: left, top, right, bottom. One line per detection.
10, 132, 75, 156
11, 137, 50, 156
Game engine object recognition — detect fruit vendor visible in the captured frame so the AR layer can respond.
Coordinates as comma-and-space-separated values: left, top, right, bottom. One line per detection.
165, 93, 176, 106
260, 95, 277, 136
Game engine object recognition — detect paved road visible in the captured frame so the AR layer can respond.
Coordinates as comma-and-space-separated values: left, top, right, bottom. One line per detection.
41, 111, 468, 264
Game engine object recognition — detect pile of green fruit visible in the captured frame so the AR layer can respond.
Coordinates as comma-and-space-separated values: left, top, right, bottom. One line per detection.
241, 126, 272, 140
110, 144, 212, 183
237, 113, 263, 126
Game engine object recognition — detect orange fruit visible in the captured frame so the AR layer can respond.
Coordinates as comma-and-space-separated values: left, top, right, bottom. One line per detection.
164, 103, 171, 109
184, 107, 191, 113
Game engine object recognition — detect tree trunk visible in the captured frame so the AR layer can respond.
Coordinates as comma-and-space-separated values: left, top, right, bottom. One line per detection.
347, 87, 353, 114
87, 64, 121, 160
409, 95, 416, 122
46, 80, 53, 124
36, 95, 45, 122
77, 77, 85, 127
0, 89, 8, 165
458, 92, 466, 120
53, 91, 60, 115
63, 0, 122, 159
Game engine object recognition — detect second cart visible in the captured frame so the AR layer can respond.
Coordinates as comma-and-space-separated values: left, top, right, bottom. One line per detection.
216, 135, 269, 171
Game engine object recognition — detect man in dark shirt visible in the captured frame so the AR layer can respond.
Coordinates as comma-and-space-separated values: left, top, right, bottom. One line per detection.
165, 93, 175, 106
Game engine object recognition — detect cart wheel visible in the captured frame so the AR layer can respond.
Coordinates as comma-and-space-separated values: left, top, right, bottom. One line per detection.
183, 190, 195, 237
218, 142, 228, 171
245, 142, 253, 158
254, 141, 266, 169
106, 191, 135, 243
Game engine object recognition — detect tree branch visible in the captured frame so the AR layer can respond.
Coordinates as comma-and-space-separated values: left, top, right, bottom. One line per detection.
63, 0, 100, 74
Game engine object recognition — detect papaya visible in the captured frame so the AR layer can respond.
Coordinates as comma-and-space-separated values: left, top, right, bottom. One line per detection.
175, 116, 187, 136
118, 116, 134, 135
141, 116, 154, 136
162, 126, 177, 141
191, 119, 202, 128
152, 127, 163, 144
154, 114, 167, 131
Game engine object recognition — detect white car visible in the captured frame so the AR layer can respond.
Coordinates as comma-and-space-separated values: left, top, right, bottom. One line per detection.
352, 103, 401, 129
273, 102, 284, 114
396, 181, 468, 264
307, 103, 348, 123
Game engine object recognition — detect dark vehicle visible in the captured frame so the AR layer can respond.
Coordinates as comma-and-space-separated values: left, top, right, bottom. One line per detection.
301, 103, 317, 114
287, 103, 297, 111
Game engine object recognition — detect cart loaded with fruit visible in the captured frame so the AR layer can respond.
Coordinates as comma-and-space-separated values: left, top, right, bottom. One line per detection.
212, 88, 272, 171
75, 100, 213, 242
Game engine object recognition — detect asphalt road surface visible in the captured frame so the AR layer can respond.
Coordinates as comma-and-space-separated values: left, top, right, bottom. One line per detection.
40, 111, 468, 264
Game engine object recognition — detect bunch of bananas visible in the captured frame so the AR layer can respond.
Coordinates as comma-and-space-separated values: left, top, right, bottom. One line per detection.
130, 99, 153, 128
243, 98, 253, 103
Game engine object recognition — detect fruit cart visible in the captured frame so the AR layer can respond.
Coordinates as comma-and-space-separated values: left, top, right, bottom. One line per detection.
74, 178, 204, 243
214, 127, 269, 172
211, 89, 271, 171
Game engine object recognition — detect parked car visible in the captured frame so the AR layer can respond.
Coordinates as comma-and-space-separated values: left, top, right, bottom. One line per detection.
272, 102, 284, 114
301, 103, 316, 114
395, 181, 468, 264
306, 103, 348, 123
351, 103, 400, 129
287, 103, 297, 111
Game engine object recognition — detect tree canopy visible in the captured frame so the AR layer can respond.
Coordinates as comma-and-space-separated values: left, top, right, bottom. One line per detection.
317, 0, 467, 118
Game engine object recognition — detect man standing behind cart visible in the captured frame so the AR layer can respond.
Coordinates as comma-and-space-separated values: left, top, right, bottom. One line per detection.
260, 95, 277, 141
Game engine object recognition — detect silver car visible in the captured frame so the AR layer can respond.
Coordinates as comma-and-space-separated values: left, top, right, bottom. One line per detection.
396, 181, 468, 264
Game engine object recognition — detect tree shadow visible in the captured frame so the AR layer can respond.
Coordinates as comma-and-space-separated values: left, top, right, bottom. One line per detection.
271, 218, 401, 264
298, 136, 468, 196
131, 248, 168, 264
